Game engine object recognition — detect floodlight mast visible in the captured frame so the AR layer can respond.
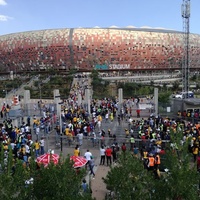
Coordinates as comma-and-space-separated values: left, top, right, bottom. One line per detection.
181, 0, 190, 97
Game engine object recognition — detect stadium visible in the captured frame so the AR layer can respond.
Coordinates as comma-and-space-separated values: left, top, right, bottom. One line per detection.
0, 27, 200, 74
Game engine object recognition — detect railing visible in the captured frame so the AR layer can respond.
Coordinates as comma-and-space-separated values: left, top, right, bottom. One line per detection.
42, 133, 170, 154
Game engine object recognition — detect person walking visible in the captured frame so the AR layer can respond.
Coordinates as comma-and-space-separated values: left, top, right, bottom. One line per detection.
36, 125, 40, 140
142, 148, 149, 169
130, 135, 135, 150
40, 137, 45, 155
77, 131, 83, 146
100, 146, 106, 165
81, 179, 90, 193
55, 125, 60, 145
112, 145, 118, 163
110, 112, 114, 122
34, 139, 40, 157
105, 146, 112, 166
121, 142, 127, 160
117, 114, 121, 125
136, 109, 141, 118
133, 145, 139, 158
192, 143, 199, 163
74, 145, 80, 156
125, 128, 129, 138
84, 149, 92, 170
121, 143, 127, 153
105, 112, 109, 123
66, 130, 73, 147
154, 152, 161, 178
89, 156, 95, 178
147, 153, 155, 171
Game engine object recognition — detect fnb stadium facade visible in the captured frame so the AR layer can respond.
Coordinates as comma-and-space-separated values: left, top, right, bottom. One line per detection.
0, 28, 200, 73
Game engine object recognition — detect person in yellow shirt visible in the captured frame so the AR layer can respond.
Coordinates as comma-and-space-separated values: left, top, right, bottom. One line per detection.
125, 128, 129, 138
192, 143, 199, 163
3, 142, 8, 151
34, 140, 40, 157
156, 138, 162, 146
74, 145, 80, 156
98, 115, 102, 122
33, 117, 37, 125
15, 127, 20, 135
73, 116, 77, 124
110, 112, 114, 122
65, 126, 70, 136
66, 131, 73, 146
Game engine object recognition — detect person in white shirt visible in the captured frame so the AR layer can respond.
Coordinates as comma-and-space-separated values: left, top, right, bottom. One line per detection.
97, 120, 101, 131
21, 126, 25, 134
92, 111, 96, 118
25, 125, 30, 133
84, 149, 92, 170
40, 137, 45, 155
25, 143, 30, 156
91, 132, 97, 147
100, 146, 106, 165
77, 132, 83, 146
105, 113, 109, 123
36, 125, 40, 139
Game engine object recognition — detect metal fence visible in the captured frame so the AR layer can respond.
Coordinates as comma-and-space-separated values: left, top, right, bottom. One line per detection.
42, 134, 170, 154
22, 102, 57, 118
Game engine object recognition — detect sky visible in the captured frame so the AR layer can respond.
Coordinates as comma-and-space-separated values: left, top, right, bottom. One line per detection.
0, 0, 200, 36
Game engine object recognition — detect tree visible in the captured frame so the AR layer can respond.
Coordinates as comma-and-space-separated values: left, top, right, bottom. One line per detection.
68, 68, 78, 76
158, 92, 171, 104
172, 81, 180, 92
104, 138, 200, 200
151, 129, 199, 200
152, 149, 199, 200
0, 153, 94, 200
103, 152, 154, 199
90, 69, 99, 81
90, 69, 110, 98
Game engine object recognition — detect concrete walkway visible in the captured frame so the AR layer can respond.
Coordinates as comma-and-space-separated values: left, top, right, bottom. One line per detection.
91, 165, 110, 200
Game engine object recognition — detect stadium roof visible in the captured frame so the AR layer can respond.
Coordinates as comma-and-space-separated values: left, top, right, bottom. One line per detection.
0, 26, 186, 37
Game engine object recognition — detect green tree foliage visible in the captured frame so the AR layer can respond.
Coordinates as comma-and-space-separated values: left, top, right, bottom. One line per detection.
0, 153, 93, 200
68, 68, 78, 76
90, 69, 109, 98
104, 141, 200, 200
152, 128, 200, 200
117, 82, 154, 98
172, 81, 180, 92
152, 150, 199, 200
103, 152, 154, 199
90, 69, 100, 84
47, 67, 56, 76
158, 92, 171, 104
50, 76, 64, 86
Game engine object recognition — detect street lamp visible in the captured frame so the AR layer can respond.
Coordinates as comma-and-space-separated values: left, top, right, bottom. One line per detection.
58, 101, 63, 152
3, 86, 7, 103
54, 92, 63, 152
39, 82, 42, 100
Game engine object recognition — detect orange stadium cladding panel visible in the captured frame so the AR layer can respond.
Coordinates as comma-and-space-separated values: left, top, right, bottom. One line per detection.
0, 28, 200, 73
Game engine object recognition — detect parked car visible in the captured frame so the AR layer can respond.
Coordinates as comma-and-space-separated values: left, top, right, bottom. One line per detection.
175, 91, 194, 99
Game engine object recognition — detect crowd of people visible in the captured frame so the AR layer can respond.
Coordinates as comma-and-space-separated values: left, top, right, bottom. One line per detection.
0, 116, 48, 173
1, 75, 200, 197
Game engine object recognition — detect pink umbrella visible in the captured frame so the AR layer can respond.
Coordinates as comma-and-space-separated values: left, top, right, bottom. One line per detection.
70, 156, 88, 168
36, 153, 59, 167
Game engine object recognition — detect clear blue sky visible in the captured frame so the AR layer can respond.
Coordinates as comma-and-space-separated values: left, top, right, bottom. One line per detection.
0, 0, 200, 36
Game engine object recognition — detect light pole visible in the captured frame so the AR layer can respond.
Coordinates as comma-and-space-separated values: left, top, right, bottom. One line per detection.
38, 80, 42, 116
54, 90, 63, 152
3, 85, 7, 103
58, 102, 63, 152
39, 82, 42, 101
